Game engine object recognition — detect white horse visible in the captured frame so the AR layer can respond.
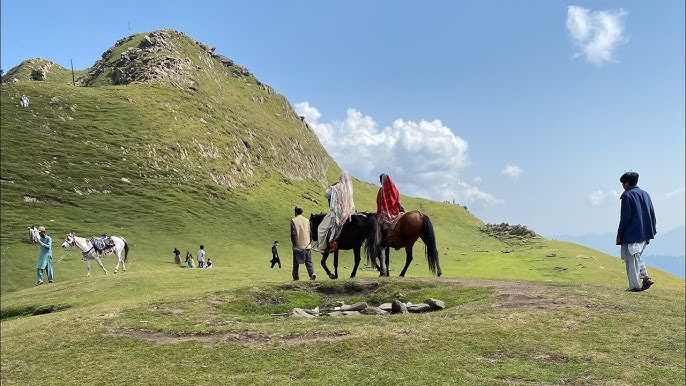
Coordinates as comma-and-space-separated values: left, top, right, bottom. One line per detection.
28, 226, 40, 244
61, 233, 130, 276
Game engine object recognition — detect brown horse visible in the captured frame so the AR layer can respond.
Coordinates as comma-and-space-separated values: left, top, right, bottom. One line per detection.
367, 210, 442, 277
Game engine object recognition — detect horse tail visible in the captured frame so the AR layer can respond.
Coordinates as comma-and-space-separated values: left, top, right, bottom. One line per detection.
364, 212, 379, 266
420, 214, 441, 276
124, 240, 130, 263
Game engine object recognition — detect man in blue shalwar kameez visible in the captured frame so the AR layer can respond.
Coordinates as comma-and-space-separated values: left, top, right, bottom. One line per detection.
36, 226, 54, 285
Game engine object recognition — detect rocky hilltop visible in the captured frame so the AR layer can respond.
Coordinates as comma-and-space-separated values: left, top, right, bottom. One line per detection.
2, 29, 334, 191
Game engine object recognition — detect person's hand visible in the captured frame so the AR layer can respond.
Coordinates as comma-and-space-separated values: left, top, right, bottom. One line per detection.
615, 236, 621, 246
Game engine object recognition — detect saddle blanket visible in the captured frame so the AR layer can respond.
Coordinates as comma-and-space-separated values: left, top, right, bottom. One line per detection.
91, 235, 115, 251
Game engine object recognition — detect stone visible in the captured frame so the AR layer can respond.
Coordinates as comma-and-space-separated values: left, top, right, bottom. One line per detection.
360, 306, 389, 315
407, 303, 431, 313
424, 298, 445, 310
291, 308, 315, 318
391, 300, 408, 314
340, 302, 367, 311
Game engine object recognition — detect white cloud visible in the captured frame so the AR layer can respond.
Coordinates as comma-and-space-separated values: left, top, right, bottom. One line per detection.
666, 186, 686, 199
588, 189, 620, 206
294, 101, 502, 208
566, 5, 628, 66
501, 164, 522, 179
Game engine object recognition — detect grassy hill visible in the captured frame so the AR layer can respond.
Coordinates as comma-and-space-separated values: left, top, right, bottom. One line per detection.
1, 29, 683, 385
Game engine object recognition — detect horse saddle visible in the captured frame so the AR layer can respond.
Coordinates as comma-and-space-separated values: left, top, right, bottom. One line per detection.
92, 235, 115, 251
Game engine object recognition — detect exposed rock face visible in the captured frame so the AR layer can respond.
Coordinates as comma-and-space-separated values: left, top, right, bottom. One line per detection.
2, 58, 68, 84
77, 29, 259, 89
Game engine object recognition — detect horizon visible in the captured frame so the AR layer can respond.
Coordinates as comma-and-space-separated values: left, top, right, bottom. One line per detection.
2, 1, 684, 242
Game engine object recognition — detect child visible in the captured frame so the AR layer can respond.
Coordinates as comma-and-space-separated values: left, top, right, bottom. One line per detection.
185, 251, 194, 268
270, 240, 281, 268
206, 258, 213, 268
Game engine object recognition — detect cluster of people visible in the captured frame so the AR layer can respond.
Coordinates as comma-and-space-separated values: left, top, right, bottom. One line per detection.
30, 169, 658, 294
20, 94, 30, 107
285, 170, 405, 281
173, 245, 212, 268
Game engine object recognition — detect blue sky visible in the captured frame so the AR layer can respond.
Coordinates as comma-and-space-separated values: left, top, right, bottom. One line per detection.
2, 1, 684, 246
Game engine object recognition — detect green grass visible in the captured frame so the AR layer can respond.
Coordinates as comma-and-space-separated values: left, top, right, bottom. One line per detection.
1, 30, 684, 385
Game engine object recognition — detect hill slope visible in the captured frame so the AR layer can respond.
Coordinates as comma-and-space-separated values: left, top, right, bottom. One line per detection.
1, 29, 683, 386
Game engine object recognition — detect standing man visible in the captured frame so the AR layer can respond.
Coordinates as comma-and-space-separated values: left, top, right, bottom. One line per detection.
270, 240, 281, 269
36, 226, 54, 285
291, 206, 316, 281
616, 171, 657, 292
197, 245, 205, 268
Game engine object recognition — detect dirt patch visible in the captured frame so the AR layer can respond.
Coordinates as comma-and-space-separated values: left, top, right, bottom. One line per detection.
106, 326, 350, 347
436, 278, 598, 311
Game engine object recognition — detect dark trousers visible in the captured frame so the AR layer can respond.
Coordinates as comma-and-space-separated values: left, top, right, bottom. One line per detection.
270, 256, 281, 268
292, 249, 314, 280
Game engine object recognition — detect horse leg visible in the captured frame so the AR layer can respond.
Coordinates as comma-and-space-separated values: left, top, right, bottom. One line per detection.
332, 250, 339, 279
350, 247, 361, 278
86, 259, 91, 277
94, 256, 108, 275
320, 252, 335, 279
384, 247, 391, 277
399, 246, 413, 277
114, 250, 125, 273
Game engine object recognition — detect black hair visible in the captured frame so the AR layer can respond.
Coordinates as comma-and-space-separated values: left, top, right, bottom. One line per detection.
620, 172, 639, 186
274, 240, 278, 244
200, 245, 204, 249
294, 206, 303, 215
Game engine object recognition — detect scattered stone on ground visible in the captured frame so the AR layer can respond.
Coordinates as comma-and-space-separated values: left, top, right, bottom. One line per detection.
290, 298, 446, 317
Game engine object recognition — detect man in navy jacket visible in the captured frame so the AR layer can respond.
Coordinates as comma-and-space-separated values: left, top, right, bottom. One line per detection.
616, 171, 657, 292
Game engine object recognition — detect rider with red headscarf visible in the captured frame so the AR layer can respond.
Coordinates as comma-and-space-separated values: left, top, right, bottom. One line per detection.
376, 173, 404, 245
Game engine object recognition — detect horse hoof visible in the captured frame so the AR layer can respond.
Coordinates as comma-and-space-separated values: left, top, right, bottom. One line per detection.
328, 274, 336, 280
114, 270, 118, 274
86, 274, 90, 277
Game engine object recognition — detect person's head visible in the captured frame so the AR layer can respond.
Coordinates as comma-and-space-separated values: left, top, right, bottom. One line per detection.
379, 174, 385, 184
620, 171, 639, 189
38, 226, 46, 235
294, 205, 303, 216
200, 245, 204, 250
274, 240, 278, 245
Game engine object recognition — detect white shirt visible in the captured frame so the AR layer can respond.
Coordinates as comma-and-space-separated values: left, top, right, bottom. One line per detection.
197, 249, 205, 261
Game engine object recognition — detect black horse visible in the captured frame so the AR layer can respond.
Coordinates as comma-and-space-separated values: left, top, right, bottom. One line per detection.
309, 212, 377, 279
367, 211, 442, 277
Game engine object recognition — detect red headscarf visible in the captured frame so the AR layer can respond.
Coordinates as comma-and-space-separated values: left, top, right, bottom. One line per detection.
376, 174, 401, 222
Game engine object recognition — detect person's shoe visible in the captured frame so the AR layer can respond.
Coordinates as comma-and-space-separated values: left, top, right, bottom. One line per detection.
48, 281, 53, 284
625, 288, 642, 292
35, 281, 43, 286
310, 274, 316, 281
641, 278, 655, 291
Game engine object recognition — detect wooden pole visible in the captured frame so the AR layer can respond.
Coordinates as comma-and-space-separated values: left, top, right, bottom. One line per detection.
71, 59, 75, 86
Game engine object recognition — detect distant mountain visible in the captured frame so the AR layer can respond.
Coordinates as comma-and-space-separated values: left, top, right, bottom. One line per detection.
555, 225, 685, 278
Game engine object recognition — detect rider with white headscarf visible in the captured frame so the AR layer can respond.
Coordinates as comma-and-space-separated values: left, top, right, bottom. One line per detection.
315, 171, 356, 253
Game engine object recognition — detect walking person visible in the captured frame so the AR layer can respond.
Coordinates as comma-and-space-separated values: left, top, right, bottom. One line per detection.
197, 245, 205, 268
616, 171, 657, 292
173, 247, 181, 265
270, 240, 282, 268
291, 206, 316, 281
35, 226, 54, 285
